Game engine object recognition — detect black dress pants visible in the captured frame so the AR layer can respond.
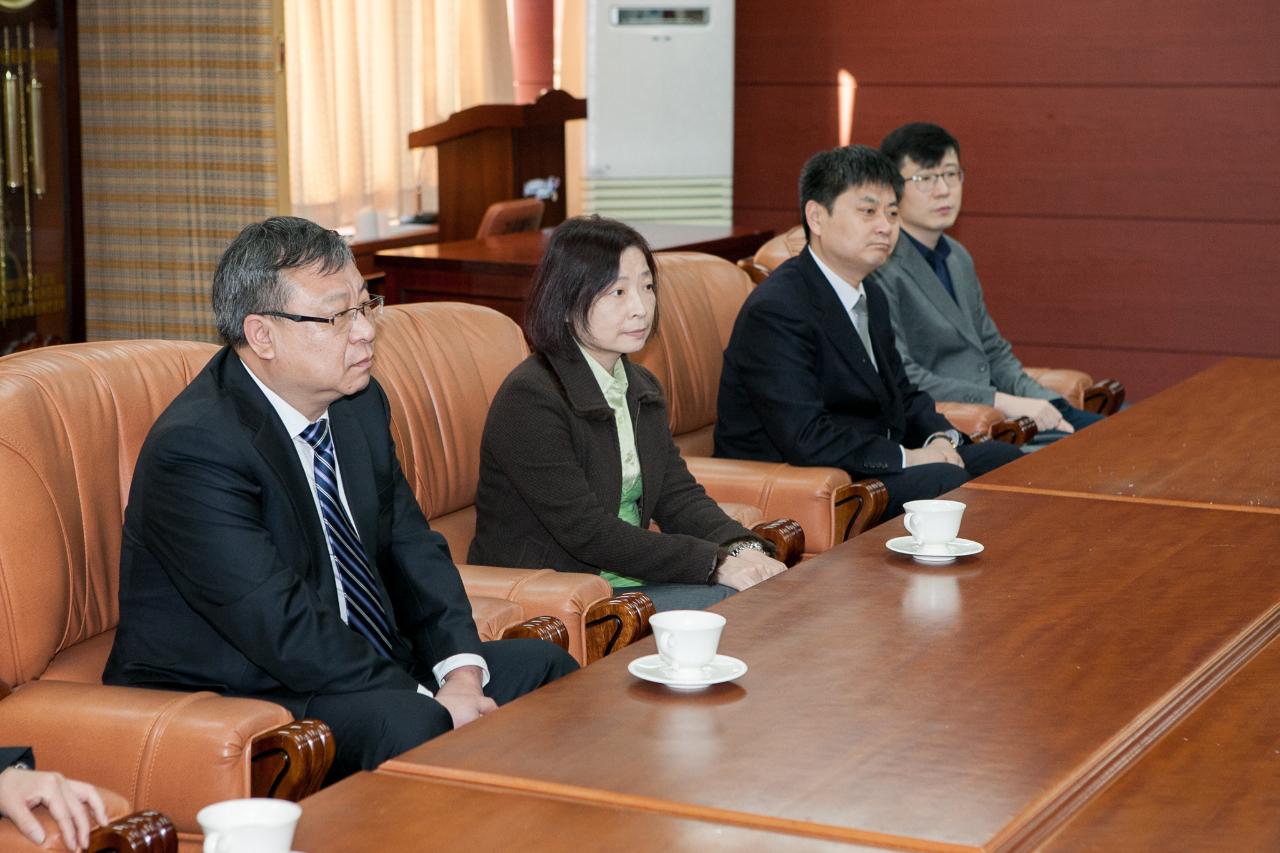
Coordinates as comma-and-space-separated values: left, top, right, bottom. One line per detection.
874, 440, 1022, 519
305, 638, 577, 781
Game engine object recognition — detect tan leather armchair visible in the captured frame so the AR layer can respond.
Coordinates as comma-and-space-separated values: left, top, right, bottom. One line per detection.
0, 340, 572, 848
0, 341, 334, 850
741, 226, 1125, 426
631, 252, 891, 558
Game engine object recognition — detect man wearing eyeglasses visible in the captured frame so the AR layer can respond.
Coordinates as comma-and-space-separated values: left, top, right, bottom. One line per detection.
104, 216, 576, 781
871, 123, 1102, 442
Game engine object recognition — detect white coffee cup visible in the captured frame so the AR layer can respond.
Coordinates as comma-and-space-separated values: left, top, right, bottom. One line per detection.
198, 798, 301, 853
650, 610, 725, 680
902, 499, 965, 555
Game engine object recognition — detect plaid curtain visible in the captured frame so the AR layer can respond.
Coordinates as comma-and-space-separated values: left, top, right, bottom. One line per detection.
79, 0, 281, 341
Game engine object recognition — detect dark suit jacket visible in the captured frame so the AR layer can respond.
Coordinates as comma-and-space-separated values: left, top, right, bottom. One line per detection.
469, 349, 752, 585
870, 235, 1056, 404
103, 348, 482, 717
1, 747, 33, 770
714, 247, 952, 478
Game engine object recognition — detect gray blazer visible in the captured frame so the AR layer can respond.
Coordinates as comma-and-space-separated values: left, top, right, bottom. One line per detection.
870, 234, 1056, 405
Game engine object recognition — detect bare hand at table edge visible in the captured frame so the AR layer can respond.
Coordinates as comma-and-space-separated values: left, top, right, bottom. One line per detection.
904, 438, 964, 468
715, 550, 788, 591
0, 765, 108, 852
994, 392, 1074, 434
435, 666, 497, 729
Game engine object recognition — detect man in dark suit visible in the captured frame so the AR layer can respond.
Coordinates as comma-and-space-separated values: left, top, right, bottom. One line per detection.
104, 217, 576, 779
715, 145, 1021, 518
871, 123, 1102, 443
1, 747, 107, 850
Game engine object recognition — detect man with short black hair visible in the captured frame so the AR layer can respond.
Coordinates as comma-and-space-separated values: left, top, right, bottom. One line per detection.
104, 216, 576, 781
715, 146, 1020, 518
872, 122, 1102, 441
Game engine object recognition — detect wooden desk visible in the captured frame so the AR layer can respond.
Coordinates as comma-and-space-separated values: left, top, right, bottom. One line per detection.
348, 225, 439, 279
382, 490, 1280, 851
969, 357, 1280, 513
374, 223, 773, 320
293, 770, 875, 851
1043, 635, 1280, 851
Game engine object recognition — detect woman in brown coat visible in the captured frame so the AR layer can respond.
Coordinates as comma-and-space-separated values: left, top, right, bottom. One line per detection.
469, 216, 787, 611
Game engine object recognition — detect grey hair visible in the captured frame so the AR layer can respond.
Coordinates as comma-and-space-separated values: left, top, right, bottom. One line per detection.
212, 216, 354, 347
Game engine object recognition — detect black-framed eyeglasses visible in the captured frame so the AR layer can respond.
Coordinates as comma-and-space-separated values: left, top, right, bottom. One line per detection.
260, 295, 385, 330
905, 168, 964, 193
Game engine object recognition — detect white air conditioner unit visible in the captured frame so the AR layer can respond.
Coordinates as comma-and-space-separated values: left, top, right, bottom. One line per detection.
581, 1, 734, 225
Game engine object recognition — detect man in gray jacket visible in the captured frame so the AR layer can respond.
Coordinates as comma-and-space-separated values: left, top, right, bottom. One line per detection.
870, 123, 1101, 442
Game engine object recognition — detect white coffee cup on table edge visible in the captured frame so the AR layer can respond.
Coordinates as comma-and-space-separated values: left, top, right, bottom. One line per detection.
902, 499, 966, 555
650, 610, 725, 680
198, 798, 301, 853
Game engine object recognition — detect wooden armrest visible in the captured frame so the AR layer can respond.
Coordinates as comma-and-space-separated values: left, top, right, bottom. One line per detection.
832, 479, 888, 541
501, 615, 570, 650
250, 719, 335, 800
988, 415, 1037, 445
1083, 378, 1125, 415
735, 257, 770, 284
751, 518, 804, 566
89, 811, 177, 853
584, 592, 655, 664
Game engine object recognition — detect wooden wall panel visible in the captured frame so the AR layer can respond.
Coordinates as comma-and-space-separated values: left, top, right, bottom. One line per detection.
736, 1, 1280, 86
734, 0, 1280, 399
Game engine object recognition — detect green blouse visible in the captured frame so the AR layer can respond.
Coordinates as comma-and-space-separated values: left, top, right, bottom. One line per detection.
577, 344, 645, 587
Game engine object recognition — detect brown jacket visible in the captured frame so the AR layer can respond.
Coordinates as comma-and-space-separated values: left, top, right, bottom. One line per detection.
469, 348, 752, 585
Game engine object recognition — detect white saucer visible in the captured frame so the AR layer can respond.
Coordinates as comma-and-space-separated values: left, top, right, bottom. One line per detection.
627, 654, 747, 690
886, 536, 984, 564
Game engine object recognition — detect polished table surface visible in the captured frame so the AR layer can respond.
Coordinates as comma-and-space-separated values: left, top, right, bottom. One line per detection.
293, 770, 878, 851
1042, 635, 1280, 851
382, 488, 1280, 851
968, 357, 1280, 512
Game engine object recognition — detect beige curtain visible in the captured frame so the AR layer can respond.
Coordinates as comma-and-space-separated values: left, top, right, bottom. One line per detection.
285, 0, 515, 228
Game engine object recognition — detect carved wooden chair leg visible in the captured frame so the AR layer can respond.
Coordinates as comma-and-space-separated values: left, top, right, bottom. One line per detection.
584, 592, 656, 664
1083, 379, 1125, 415
988, 416, 1037, 445
832, 479, 889, 543
501, 615, 570, 650
250, 719, 335, 801
750, 518, 804, 566
89, 810, 177, 853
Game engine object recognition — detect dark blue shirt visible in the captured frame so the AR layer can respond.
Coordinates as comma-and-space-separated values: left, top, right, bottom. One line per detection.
902, 230, 957, 303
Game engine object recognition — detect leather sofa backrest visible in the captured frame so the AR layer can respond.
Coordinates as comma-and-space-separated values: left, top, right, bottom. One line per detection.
372, 302, 530, 558
0, 341, 218, 687
633, 253, 753, 457
751, 225, 806, 273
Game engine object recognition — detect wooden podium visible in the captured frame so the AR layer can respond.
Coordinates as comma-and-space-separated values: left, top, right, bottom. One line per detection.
409, 89, 586, 241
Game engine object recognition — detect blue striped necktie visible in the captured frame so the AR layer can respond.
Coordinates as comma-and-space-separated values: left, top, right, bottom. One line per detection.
300, 418, 395, 658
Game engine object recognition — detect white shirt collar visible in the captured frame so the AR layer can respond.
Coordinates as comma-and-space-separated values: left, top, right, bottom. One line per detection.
807, 246, 868, 315
240, 354, 327, 438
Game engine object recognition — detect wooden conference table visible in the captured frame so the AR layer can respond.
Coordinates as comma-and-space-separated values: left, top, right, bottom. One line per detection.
374, 222, 772, 320
967, 357, 1280, 512
293, 358, 1280, 850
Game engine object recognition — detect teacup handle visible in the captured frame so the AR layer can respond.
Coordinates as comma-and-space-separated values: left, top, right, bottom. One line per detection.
904, 512, 921, 542
658, 633, 679, 658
